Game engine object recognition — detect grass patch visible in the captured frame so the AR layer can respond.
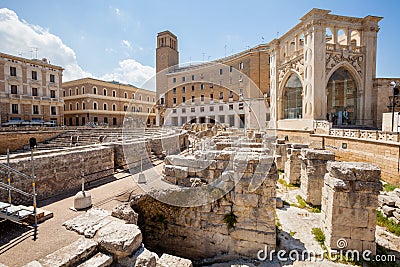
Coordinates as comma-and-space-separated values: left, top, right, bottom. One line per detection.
383, 183, 399, 192
296, 195, 307, 208
223, 211, 238, 230
278, 178, 299, 189
377, 210, 400, 236
294, 195, 321, 213
311, 227, 325, 245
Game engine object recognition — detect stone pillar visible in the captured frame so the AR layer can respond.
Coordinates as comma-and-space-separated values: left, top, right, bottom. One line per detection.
321, 162, 381, 254
275, 139, 290, 171
300, 149, 335, 206
284, 144, 308, 185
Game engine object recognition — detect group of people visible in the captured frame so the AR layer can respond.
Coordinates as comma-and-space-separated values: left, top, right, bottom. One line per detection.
326, 109, 350, 125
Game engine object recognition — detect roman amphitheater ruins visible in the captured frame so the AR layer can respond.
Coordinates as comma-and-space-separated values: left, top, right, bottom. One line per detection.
0, 8, 399, 267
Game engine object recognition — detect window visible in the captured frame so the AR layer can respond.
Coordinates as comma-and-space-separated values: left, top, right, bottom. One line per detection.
173, 77, 176, 83
182, 108, 186, 113
104, 117, 108, 124
239, 103, 244, 110
50, 74, 55, 83
219, 115, 225, 123
152, 97, 155, 102
283, 74, 303, 119
182, 96, 186, 103
191, 75, 195, 81
32, 87, 38, 96
219, 105, 224, 111
182, 86, 186, 93
93, 102, 97, 110
112, 104, 116, 111
139, 95, 142, 100
104, 103, 107, 110
10, 85, 17, 94
209, 106, 214, 112
191, 85, 195, 91
229, 90, 234, 98
173, 109, 177, 114
51, 106, 56, 115
219, 92, 224, 99
82, 87, 85, 94
124, 105, 128, 111
160, 98, 165, 105
32, 71, 37, 80
132, 106, 135, 112
229, 104, 233, 110
113, 91, 116, 97
147, 96, 150, 102
63, 105, 65, 111
201, 95, 204, 102
200, 107, 205, 112
173, 88, 176, 94
147, 108, 150, 113
33, 105, 39, 114
124, 92, 127, 98
200, 84, 204, 90
191, 96, 195, 103
94, 117, 98, 123
113, 118, 117, 125
182, 76, 185, 82
219, 69, 223, 75
103, 89, 107, 96
69, 104, 72, 110
239, 62, 244, 70
50, 90, 56, 98
12, 104, 18, 114
63, 91, 65, 97
76, 103, 79, 110
191, 107, 195, 112
76, 88, 78, 95
173, 97, 177, 104
83, 103, 86, 110
229, 66, 233, 72
210, 93, 214, 100
10, 67, 16, 76
69, 89, 72, 96
93, 87, 97, 94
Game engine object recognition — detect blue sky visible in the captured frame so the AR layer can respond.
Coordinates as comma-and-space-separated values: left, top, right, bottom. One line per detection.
0, 0, 399, 86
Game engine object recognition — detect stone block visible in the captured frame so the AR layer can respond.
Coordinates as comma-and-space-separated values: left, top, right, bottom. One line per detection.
326, 162, 381, 182
156, 254, 192, 267
118, 246, 158, 267
96, 221, 142, 258
112, 203, 138, 224
77, 252, 113, 267
37, 237, 97, 267
301, 149, 335, 161
233, 193, 259, 207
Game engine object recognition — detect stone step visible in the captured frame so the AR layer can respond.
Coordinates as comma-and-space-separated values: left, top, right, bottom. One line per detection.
77, 252, 112, 267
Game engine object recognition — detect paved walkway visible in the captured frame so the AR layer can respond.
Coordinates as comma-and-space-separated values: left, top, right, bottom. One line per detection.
0, 164, 165, 267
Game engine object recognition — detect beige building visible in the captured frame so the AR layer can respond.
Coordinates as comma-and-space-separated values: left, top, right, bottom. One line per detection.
0, 52, 64, 126
156, 9, 396, 130
62, 78, 156, 127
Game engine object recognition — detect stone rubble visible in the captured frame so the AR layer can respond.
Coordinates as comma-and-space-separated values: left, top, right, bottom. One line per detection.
378, 188, 400, 224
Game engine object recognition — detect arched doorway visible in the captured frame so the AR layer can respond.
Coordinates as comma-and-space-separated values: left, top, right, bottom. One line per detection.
326, 67, 358, 126
283, 74, 303, 119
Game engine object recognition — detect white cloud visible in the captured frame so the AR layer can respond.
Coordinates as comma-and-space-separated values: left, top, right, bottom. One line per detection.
0, 8, 92, 81
115, 8, 121, 16
101, 59, 155, 90
122, 39, 132, 49
0, 8, 155, 87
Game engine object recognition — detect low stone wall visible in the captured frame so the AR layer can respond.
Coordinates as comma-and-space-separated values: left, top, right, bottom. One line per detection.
131, 158, 278, 263
147, 132, 188, 156
0, 146, 114, 202
0, 130, 65, 154
111, 141, 152, 173
314, 134, 400, 185
321, 162, 381, 254
276, 129, 313, 144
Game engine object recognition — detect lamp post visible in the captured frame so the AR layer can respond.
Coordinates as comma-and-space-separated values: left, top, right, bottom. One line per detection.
390, 82, 399, 132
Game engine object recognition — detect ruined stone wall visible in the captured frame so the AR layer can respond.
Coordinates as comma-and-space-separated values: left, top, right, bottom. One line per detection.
0, 146, 114, 202
321, 135, 400, 185
147, 132, 188, 156
111, 141, 152, 173
0, 130, 65, 154
131, 158, 278, 263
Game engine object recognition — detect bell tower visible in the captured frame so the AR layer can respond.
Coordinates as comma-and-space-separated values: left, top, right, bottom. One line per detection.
156, 31, 179, 73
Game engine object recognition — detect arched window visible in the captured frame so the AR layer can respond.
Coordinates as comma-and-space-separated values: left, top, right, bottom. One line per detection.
112, 90, 116, 97
103, 103, 107, 110
69, 103, 72, 110
112, 104, 116, 111
327, 67, 358, 126
76, 88, 78, 95
124, 92, 127, 98
124, 105, 128, 111
76, 102, 79, 110
93, 87, 97, 94
93, 102, 97, 110
103, 89, 107, 96
82, 87, 85, 94
69, 89, 72, 96
283, 74, 303, 119
82, 103, 86, 110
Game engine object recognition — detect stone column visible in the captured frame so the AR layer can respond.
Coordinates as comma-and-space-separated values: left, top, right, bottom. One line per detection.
275, 139, 290, 171
321, 162, 381, 254
300, 149, 335, 206
284, 143, 308, 185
